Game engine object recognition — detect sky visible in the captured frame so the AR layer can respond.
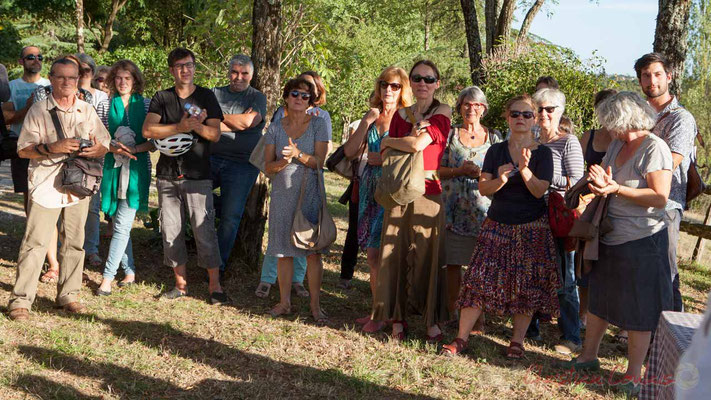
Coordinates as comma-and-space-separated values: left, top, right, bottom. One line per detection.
514, 0, 659, 76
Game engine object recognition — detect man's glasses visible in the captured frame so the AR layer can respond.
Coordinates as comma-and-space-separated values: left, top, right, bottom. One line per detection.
538, 106, 558, 113
411, 74, 437, 84
24, 54, 43, 61
290, 90, 311, 100
53, 76, 79, 82
509, 111, 535, 119
379, 81, 402, 91
172, 62, 195, 70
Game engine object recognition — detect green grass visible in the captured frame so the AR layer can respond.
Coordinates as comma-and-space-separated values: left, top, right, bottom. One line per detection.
0, 171, 707, 399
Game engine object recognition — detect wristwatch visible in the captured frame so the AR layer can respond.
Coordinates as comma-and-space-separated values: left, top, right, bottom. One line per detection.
298, 151, 304, 160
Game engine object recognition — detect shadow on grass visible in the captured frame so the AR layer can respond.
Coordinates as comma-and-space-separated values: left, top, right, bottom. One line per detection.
13, 374, 103, 400
21, 313, 437, 400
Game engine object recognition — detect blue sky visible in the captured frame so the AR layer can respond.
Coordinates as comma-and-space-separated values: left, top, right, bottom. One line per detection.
514, 0, 658, 75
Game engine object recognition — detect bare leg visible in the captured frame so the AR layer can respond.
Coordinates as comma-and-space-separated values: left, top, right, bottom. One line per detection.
512, 314, 534, 344
172, 264, 188, 292
446, 264, 462, 315
625, 330, 652, 380
46, 227, 60, 272
579, 286, 588, 326
207, 267, 222, 294
367, 248, 380, 299
306, 254, 325, 319
276, 257, 294, 311
577, 312, 609, 363
456, 306, 483, 340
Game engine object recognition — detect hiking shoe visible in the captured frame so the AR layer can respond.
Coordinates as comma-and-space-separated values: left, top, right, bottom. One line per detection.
9, 308, 30, 321
555, 340, 582, 355
63, 302, 87, 314
558, 357, 600, 372
210, 291, 231, 306
160, 287, 187, 300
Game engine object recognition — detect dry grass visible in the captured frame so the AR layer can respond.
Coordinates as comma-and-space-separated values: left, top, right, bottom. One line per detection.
0, 171, 707, 399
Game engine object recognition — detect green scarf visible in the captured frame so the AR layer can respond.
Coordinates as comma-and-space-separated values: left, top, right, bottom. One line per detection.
100, 93, 150, 217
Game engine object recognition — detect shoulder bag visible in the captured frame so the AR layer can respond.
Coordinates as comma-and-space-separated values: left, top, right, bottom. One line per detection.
292, 166, 337, 251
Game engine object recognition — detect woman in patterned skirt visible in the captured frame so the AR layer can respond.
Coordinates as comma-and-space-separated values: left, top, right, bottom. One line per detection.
442, 94, 559, 358
343, 66, 412, 332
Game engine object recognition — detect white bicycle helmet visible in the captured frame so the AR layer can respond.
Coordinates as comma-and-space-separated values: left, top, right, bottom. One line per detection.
154, 133, 194, 157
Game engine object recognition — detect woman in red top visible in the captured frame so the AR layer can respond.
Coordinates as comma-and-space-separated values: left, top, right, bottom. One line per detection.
370, 60, 452, 341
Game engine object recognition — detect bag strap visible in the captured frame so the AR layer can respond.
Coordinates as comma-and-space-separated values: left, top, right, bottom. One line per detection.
49, 107, 67, 141
404, 107, 417, 125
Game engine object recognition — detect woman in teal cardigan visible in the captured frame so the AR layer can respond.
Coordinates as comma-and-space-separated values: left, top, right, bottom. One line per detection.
96, 60, 153, 295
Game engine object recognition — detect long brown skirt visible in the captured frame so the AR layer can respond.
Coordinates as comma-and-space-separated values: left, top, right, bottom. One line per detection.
370, 194, 449, 328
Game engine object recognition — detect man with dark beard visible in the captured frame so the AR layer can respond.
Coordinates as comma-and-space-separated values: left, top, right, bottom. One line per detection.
635, 52, 697, 312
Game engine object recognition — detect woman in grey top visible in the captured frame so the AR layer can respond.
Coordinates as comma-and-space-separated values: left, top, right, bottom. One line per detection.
563, 92, 673, 396
264, 77, 330, 323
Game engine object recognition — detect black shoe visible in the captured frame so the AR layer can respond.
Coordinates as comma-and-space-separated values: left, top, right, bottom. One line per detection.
95, 289, 112, 296
210, 291, 231, 306
117, 281, 136, 288
160, 287, 187, 300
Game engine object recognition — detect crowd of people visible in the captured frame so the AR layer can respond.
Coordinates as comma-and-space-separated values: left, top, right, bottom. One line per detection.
0, 45, 699, 396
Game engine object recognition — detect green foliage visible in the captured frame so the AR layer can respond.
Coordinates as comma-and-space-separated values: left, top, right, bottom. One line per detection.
0, 21, 22, 65
481, 42, 613, 135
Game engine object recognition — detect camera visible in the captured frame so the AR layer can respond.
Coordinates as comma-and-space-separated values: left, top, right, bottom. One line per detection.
79, 138, 93, 151
184, 103, 202, 118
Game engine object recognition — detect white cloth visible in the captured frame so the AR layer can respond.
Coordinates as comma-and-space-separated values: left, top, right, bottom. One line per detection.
113, 126, 136, 200
676, 292, 711, 399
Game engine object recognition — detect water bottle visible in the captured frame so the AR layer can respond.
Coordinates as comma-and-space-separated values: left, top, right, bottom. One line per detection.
184, 102, 202, 118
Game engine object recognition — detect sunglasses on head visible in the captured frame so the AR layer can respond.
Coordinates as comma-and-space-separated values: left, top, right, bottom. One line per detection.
289, 90, 311, 100
510, 111, 535, 119
411, 74, 437, 84
24, 54, 43, 61
379, 81, 402, 91
538, 106, 558, 113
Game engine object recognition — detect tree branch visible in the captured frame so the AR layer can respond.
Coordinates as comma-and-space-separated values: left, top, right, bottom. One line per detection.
517, 0, 544, 45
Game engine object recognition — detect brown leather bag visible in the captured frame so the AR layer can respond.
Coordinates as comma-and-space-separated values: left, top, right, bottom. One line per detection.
291, 167, 336, 251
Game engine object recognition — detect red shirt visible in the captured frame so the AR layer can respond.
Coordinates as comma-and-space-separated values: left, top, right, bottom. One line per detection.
388, 111, 451, 195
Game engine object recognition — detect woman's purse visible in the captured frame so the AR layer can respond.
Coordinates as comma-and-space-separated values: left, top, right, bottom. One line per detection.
249, 133, 272, 178
292, 166, 337, 251
326, 145, 355, 179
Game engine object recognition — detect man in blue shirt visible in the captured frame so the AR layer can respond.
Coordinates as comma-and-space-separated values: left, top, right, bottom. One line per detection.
211, 55, 267, 279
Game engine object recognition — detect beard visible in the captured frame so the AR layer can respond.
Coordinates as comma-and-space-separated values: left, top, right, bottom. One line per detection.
643, 84, 668, 99
25, 65, 42, 74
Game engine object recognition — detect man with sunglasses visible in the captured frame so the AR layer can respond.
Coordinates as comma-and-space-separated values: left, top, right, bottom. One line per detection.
2, 46, 50, 204
143, 47, 229, 305
210, 54, 266, 281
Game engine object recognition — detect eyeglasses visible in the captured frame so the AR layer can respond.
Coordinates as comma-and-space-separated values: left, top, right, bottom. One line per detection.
24, 54, 43, 61
411, 74, 437, 84
379, 81, 402, 91
289, 90, 311, 100
538, 106, 558, 113
463, 102, 485, 109
53, 75, 79, 82
94, 77, 106, 83
173, 62, 195, 70
509, 111, 535, 119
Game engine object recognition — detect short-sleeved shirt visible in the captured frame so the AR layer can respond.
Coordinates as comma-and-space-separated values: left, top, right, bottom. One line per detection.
272, 106, 333, 140
8, 77, 51, 136
482, 141, 554, 225
18, 96, 111, 208
148, 86, 224, 180
651, 96, 697, 211
600, 134, 673, 246
541, 134, 585, 196
211, 85, 267, 162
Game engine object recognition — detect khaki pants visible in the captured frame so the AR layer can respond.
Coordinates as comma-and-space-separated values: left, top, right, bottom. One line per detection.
8, 197, 90, 311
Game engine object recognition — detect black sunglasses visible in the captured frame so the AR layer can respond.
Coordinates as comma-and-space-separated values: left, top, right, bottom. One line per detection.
510, 111, 535, 119
289, 90, 311, 100
538, 106, 558, 113
411, 74, 437, 84
24, 54, 43, 61
379, 81, 402, 91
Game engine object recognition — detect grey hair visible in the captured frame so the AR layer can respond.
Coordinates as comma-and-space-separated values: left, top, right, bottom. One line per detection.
455, 86, 488, 116
595, 91, 657, 133
228, 54, 254, 72
532, 88, 566, 114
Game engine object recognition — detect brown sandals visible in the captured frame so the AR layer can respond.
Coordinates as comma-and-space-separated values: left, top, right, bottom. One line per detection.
440, 338, 468, 356
506, 341, 525, 359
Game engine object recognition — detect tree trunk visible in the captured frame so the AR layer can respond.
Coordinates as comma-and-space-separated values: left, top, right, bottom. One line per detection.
517, 0, 544, 45
99, 0, 129, 53
460, 0, 484, 85
228, 0, 283, 273
494, 0, 516, 48
653, 0, 692, 96
485, 0, 503, 54
423, 1, 431, 51
76, 0, 85, 53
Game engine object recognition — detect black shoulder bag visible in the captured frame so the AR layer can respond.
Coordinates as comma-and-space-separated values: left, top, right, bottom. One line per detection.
0, 104, 19, 161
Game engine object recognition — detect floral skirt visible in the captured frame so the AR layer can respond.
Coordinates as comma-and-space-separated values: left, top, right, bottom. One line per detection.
456, 216, 560, 316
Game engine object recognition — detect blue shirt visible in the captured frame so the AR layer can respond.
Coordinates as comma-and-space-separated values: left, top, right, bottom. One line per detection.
9, 77, 50, 136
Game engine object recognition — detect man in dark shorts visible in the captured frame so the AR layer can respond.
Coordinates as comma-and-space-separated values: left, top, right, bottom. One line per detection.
143, 47, 229, 305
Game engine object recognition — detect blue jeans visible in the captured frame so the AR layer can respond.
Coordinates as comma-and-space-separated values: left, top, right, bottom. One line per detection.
84, 192, 101, 255
102, 199, 136, 280
211, 156, 260, 271
260, 255, 307, 284
556, 238, 581, 344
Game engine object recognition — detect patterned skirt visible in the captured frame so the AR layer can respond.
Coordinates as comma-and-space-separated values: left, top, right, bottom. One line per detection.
456, 216, 561, 316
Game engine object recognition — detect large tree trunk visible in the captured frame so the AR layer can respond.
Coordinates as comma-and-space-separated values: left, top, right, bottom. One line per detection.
494, 0, 516, 48
460, 0, 484, 85
517, 0, 544, 46
228, 0, 283, 273
76, 0, 85, 53
98, 0, 129, 53
653, 0, 692, 96
484, 0, 503, 54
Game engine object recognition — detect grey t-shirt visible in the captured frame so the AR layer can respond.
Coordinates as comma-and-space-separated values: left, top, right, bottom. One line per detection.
211, 85, 267, 162
600, 134, 673, 246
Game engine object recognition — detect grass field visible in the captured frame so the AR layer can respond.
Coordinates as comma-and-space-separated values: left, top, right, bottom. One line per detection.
0, 170, 708, 399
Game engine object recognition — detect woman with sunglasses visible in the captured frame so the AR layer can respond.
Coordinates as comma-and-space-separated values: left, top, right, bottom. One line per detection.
370, 60, 451, 341
438, 86, 501, 329
528, 88, 585, 355
263, 77, 330, 323
342, 66, 413, 332
441, 94, 558, 359
255, 71, 331, 300
93, 66, 111, 94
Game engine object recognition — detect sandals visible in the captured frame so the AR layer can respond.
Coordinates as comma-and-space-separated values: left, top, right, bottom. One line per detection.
441, 338, 468, 356
311, 309, 329, 325
254, 281, 272, 298
615, 330, 629, 345
355, 315, 372, 325
40, 269, 59, 283
268, 303, 292, 318
292, 283, 309, 298
391, 321, 408, 341
506, 341, 526, 359
362, 319, 385, 333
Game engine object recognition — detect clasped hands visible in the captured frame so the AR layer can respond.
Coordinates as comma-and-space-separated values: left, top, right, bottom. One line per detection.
177, 110, 208, 134
282, 137, 301, 163
497, 147, 532, 183
587, 164, 620, 197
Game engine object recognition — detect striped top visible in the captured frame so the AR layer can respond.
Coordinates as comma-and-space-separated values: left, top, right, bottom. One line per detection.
541, 134, 585, 196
